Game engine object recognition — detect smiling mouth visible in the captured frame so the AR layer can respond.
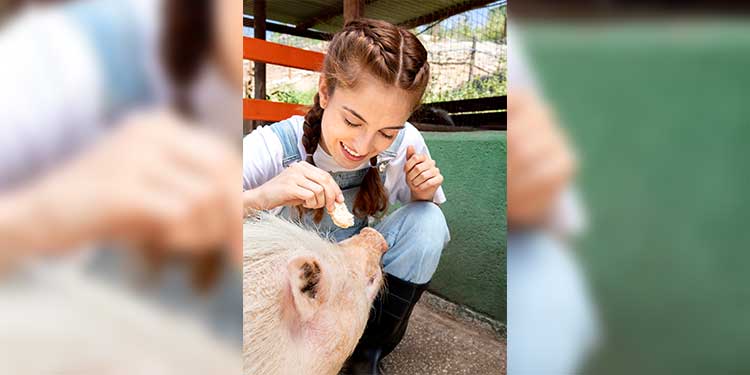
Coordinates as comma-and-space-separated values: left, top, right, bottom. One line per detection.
340, 141, 365, 161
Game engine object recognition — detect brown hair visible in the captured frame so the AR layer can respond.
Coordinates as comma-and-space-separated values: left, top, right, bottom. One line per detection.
150, 0, 221, 292
302, 18, 430, 222
161, 0, 212, 115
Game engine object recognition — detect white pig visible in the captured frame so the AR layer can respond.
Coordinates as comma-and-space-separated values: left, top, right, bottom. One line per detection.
0, 265, 238, 375
243, 213, 388, 375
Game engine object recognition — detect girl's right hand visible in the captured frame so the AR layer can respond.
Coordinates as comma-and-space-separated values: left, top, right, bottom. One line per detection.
250, 162, 344, 212
2, 110, 243, 261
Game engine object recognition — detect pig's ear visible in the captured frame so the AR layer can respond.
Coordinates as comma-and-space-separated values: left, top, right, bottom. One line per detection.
287, 255, 328, 322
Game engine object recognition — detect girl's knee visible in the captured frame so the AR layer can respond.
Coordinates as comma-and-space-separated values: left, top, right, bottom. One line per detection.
396, 202, 450, 255
401, 202, 448, 232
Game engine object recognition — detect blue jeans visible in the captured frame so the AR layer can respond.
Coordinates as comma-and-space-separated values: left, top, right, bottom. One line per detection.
372, 202, 450, 284
508, 232, 600, 374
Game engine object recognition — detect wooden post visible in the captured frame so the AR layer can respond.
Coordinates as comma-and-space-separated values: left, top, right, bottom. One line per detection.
253, 0, 266, 129
468, 35, 476, 81
343, 0, 364, 25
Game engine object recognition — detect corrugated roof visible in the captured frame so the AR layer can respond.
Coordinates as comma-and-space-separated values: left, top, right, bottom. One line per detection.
244, 0, 497, 32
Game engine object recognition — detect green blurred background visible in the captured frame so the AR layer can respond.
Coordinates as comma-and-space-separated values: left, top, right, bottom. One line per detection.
523, 22, 750, 374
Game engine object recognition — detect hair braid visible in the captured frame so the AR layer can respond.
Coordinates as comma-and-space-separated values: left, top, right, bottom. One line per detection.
299, 93, 326, 223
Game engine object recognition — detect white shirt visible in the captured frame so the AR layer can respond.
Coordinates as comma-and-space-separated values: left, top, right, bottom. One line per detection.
0, 0, 239, 189
243, 116, 447, 205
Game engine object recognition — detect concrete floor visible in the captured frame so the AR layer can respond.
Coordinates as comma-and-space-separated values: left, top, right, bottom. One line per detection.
380, 299, 506, 375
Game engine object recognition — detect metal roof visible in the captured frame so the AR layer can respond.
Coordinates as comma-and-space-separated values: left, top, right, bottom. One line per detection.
244, 0, 499, 33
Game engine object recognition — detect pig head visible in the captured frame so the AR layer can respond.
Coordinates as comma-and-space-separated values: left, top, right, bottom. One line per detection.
243, 213, 388, 375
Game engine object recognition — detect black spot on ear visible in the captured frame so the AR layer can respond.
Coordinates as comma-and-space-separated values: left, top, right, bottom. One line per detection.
300, 261, 321, 298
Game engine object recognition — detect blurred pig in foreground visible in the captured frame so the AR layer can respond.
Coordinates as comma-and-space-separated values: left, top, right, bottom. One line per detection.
244, 213, 388, 375
0, 266, 237, 374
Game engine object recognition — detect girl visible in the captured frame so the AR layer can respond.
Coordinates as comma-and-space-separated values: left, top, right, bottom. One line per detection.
243, 19, 450, 374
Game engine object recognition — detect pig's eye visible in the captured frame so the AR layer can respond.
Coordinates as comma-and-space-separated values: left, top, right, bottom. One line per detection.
368, 276, 375, 285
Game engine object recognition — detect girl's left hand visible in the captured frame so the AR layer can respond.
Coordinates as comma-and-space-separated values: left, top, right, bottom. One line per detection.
405, 145, 444, 202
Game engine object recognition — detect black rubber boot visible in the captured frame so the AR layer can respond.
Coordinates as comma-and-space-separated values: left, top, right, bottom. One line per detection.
342, 274, 429, 375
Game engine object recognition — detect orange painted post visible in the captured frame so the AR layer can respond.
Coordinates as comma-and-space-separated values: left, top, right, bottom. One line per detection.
243, 38, 325, 72
242, 37, 325, 122
244, 99, 310, 122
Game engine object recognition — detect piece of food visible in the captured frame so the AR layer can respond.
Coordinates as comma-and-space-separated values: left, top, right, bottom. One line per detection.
330, 202, 355, 228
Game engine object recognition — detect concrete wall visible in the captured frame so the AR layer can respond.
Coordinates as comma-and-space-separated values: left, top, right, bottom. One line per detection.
419, 131, 506, 323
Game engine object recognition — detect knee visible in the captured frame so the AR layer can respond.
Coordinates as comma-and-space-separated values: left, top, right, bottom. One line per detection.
379, 202, 451, 283
398, 202, 450, 254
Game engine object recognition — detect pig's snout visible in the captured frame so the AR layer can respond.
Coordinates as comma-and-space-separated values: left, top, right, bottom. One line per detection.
355, 228, 388, 255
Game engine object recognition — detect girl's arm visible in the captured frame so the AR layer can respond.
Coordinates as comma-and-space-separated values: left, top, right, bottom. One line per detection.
242, 126, 344, 213
0, 112, 242, 258
242, 161, 344, 213
243, 188, 268, 211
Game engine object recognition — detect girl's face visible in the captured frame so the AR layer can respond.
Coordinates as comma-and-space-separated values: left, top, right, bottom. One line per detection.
318, 73, 415, 169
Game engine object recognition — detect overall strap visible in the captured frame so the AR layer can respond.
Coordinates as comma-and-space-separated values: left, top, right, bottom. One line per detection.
270, 120, 303, 168
64, 0, 151, 120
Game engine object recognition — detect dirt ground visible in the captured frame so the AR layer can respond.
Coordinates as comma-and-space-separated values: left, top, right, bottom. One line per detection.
380, 298, 506, 375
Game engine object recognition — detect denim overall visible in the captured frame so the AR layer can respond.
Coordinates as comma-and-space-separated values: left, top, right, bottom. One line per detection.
269, 120, 450, 284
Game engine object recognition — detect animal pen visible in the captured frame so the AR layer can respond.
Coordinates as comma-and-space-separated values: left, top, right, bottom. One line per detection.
244, 4, 507, 364
244, 0, 506, 134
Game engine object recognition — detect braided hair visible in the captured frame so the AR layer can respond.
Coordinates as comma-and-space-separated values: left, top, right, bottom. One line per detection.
155, 0, 221, 292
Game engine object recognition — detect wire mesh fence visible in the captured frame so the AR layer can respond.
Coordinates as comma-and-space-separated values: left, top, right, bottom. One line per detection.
244, 1, 506, 106
417, 1, 506, 102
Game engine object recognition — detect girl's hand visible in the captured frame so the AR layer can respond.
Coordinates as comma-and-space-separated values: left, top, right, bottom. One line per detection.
507, 88, 577, 228
4, 110, 243, 261
405, 145, 444, 202
248, 162, 344, 212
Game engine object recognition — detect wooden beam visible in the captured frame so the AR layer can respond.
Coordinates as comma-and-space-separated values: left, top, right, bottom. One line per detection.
398, 0, 497, 29
343, 0, 364, 24
410, 122, 505, 132
253, 0, 267, 104
244, 99, 310, 122
244, 37, 325, 71
244, 16, 332, 41
297, 0, 377, 30
451, 112, 507, 129
422, 96, 507, 113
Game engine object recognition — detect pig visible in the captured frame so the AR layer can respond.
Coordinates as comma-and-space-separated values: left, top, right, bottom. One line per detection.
0, 266, 239, 374
243, 212, 388, 375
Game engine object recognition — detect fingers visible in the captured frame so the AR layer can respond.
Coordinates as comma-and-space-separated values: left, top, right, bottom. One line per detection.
144, 151, 234, 252
406, 145, 416, 161
507, 87, 577, 227
412, 167, 440, 187
404, 149, 428, 175
414, 174, 444, 192
294, 177, 325, 209
128, 114, 240, 253
403, 146, 443, 201
407, 158, 437, 184
513, 150, 575, 201
296, 162, 343, 211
